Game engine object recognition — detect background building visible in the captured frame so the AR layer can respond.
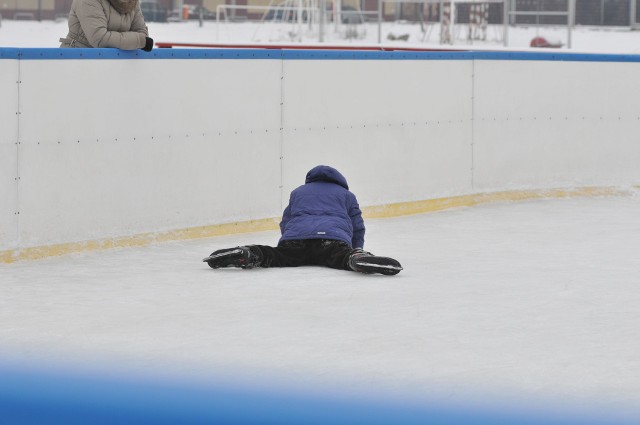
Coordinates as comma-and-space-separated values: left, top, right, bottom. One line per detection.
0, 0, 638, 28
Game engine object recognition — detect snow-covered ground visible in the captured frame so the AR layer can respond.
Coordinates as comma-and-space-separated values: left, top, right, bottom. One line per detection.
2, 194, 640, 421
0, 18, 639, 53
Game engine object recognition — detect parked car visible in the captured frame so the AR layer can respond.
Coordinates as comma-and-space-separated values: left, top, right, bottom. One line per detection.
141, 1, 168, 22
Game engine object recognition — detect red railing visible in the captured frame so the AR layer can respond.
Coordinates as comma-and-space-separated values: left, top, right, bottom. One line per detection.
155, 42, 462, 52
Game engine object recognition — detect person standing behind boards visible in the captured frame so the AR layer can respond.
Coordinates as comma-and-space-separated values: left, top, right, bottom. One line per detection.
60, 0, 153, 51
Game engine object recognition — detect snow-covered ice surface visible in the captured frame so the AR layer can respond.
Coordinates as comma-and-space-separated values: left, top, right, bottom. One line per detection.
2, 194, 640, 420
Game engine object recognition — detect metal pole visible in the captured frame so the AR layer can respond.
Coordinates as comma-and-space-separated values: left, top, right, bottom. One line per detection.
450, 0, 455, 45
503, 0, 508, 46
509, 0, 515, 24
319, 0, 326, 42
177, 0, 184, 21
439, 0, 443, 41
568, 0, 574, 48
216, 5, 220, 40
298, 0, 303, 41
378, 0, 382, 43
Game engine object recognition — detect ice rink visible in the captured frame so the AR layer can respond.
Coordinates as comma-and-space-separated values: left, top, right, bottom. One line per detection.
2, 193, 640, 421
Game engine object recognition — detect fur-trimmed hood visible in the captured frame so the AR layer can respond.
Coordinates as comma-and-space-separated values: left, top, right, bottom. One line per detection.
107, 0, 138, 14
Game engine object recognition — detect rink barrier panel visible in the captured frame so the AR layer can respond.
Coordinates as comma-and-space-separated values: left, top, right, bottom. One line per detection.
279, 56, 475, 206
472, 59, 640, 190
1, 48, 639, 261
0, 56, 19, 253
13, 51, 284, 251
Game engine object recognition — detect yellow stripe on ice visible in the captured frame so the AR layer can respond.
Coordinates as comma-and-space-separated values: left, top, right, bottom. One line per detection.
0, 186, 633, 263
361, 186, 628, 218
1, 218, 280, 264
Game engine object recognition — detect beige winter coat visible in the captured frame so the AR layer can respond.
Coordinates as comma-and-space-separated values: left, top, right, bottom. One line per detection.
60, 0, 148, 50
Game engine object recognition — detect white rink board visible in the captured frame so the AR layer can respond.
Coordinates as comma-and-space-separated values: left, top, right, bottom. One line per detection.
18, 59, 283, 142
281, 60, 474, 206
15, 58, 283, 246
1, 50, 640, 252
281, 123, 473, 207
0, 60, 18, 251
472, 60, 640, 190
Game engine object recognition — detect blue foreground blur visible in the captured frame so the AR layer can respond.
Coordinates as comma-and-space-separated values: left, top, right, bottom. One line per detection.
0, 364, 633, 425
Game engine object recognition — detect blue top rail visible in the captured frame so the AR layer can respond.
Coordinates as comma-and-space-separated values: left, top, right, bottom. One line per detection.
1, 47, 640, 62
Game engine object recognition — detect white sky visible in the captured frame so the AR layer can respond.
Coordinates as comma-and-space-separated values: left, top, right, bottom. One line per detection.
2, 194, 640, 422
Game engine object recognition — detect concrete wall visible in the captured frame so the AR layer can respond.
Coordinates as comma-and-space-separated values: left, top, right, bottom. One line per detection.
1, 48, 639, 255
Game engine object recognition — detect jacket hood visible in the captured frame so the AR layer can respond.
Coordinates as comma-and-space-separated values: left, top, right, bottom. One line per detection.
305, 165, 349, 190
107, 0, 138, 14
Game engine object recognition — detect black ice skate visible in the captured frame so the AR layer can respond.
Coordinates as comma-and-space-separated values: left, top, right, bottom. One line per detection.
348, 249, 403, 276
203, 246, 262, 269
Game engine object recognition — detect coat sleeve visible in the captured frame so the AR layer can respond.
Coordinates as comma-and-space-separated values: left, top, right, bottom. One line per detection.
76, 0, 146, 49
279, 203, 292, 236
349, 194, 365, 249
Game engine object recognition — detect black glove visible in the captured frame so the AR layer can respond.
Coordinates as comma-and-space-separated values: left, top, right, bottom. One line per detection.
142, 37, 153, 52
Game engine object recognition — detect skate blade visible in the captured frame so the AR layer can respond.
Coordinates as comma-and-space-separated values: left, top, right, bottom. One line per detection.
353, 256, 403, 275
202, 248, 243, 262
355, 262, 403, 271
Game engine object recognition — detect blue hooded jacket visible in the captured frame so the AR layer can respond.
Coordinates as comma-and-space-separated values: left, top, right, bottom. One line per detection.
279, 165, 365, 248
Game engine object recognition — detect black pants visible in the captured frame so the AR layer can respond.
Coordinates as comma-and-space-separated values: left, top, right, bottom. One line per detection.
254, 239, 355, 270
